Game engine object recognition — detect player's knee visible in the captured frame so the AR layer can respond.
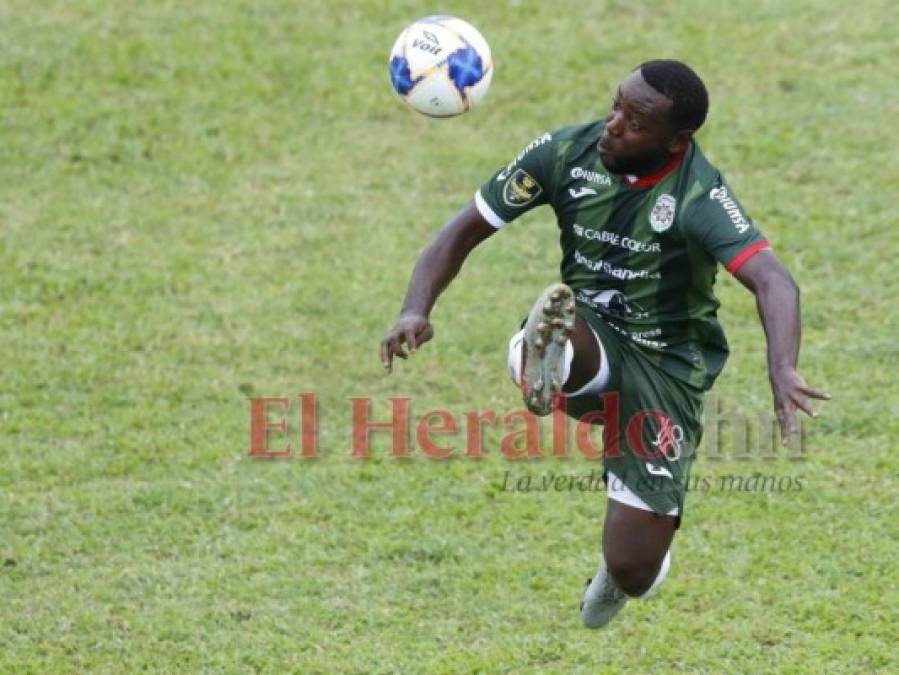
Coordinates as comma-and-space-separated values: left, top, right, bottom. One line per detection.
605, 552, 662, 597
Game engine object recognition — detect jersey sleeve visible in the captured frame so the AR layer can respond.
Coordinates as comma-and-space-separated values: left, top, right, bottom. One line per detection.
682, 178, 770, 274
474, 131, 556, 229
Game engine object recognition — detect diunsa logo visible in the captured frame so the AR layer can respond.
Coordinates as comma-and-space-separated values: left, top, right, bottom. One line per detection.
570, 167, 612, 186
709, 186, 750, 234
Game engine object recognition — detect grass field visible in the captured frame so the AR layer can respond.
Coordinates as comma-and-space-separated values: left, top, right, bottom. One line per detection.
2, 0, 897, 672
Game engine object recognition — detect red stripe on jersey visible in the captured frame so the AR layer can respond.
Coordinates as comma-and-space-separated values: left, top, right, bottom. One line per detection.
727, 241, 771, 274
624, 146, 688, 188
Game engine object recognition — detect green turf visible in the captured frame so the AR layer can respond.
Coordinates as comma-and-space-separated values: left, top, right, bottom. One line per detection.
1, 0, 897, 672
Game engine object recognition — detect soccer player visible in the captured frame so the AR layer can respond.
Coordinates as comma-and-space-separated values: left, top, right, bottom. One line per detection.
380, 60, 829, 628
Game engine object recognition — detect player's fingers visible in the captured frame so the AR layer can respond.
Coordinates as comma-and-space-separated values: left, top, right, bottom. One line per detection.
384, 335, 404, 368
415, 327, 433, 348
791, 392, 818, 418
777, 410, 799, 443
799, 384, 830, 400
392, 334, 409, 359
393, 342, 408, 359
404, 328, 418, 352
384, 333, 409, 366
380, 339, 392, 371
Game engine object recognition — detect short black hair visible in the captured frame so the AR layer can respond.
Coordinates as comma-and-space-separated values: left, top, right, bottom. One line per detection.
638, 60, 709, 133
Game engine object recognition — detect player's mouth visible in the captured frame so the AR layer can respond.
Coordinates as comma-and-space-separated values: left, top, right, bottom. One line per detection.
598, 138, 616, 161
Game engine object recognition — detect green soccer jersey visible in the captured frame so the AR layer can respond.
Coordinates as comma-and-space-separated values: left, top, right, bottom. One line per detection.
476, 121, 770, 390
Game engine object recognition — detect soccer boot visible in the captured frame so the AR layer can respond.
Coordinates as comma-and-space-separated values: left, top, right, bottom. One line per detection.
580, 562, 627, 629
521, 282, 576, 416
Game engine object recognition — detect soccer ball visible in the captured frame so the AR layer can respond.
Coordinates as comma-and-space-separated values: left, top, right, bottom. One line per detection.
388, 16, 493, 118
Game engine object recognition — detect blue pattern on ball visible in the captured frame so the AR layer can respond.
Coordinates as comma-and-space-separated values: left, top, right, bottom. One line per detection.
389, 56, 416, 95
447, 47, 484, 95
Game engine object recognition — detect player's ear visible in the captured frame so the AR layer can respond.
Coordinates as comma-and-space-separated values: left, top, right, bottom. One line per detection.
667, 129, 692, 154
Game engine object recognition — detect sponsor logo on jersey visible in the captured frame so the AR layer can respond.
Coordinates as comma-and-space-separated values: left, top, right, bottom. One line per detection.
570, 167, 612, 186
572, 225, 662, 253
576, 288, 650, 319
574, 249, 661, 280
496, 133, 552, 181
709, 186, 750, 234
605, 319, 668, 349
503, 169, 542, 207
650, 194, 677, 232
568, 186, 597, 199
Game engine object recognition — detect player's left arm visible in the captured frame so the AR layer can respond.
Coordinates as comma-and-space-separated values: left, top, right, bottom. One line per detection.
732, 249, 830, 442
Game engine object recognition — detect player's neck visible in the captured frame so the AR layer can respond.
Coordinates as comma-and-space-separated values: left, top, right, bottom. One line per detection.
624, 147, 688, 189
638, 154, 674, 176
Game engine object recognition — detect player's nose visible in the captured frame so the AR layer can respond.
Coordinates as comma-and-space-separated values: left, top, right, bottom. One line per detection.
605, 111, 625, 137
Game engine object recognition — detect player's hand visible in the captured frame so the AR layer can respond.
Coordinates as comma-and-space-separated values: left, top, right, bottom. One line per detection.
380, 313, 434, 373
769, 366, 830, 443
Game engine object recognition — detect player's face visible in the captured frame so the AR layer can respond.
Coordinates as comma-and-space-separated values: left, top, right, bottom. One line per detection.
598, 71, 682, 175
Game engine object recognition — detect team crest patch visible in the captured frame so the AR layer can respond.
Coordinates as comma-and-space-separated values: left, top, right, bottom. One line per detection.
503, 168, 542, 207
650, 194, 677, 232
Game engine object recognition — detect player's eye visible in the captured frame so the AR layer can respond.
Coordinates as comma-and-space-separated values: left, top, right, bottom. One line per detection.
629, 119, 642, 131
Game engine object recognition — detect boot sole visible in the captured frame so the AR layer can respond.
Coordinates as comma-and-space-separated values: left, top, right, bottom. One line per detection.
521, 283, 576, 416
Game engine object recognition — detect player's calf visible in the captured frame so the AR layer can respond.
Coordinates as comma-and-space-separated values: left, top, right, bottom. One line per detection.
605, 548, 671, 597
580, 549, 672, 629
581, 498, 676, 628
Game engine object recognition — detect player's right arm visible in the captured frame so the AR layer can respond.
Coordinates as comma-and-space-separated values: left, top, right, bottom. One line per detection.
380, 202, 496, 372
381, 130, 556, 372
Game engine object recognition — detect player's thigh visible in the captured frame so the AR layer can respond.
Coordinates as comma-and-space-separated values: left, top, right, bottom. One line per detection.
603, 351, 703, 517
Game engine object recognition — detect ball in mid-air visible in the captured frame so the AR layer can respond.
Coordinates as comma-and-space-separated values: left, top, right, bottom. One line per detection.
388, 15, 493, 118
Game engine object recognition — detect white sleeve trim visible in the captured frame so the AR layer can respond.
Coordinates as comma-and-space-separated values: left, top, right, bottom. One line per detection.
474, 190, 507, 229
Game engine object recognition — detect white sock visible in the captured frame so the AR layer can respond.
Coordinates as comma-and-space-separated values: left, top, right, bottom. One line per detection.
506, 329, 574, 385
562, 339, 574, 382
507, 328, 607, 393
565, 326, 609, 396
639, 550, 671, 599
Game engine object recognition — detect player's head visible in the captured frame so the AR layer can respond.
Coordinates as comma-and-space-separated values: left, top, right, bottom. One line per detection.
598, 60, 709, 175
